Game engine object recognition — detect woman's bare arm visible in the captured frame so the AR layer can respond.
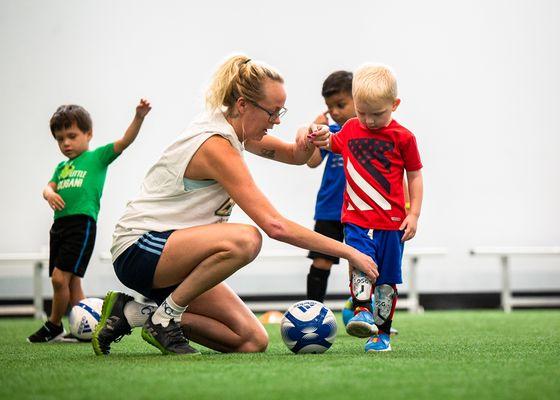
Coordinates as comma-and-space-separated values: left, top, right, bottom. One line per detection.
185, 135, 378, 280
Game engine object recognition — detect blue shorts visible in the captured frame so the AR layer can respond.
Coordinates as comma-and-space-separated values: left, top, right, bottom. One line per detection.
344, 224, 404, 285
113, 230, 176, 305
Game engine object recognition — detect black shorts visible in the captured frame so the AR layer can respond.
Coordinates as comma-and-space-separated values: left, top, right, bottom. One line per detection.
114, 230, 176, 305
307, 219, 344, 264
49, 214, 97, 278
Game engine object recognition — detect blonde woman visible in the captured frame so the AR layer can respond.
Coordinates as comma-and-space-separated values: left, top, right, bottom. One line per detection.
92, 55, 379, 356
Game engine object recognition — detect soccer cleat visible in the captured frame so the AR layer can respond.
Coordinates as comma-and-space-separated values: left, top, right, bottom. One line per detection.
346, 307, 378, 338
365, 333, 392, 352
141, 315, 200, 356
27, 322, 65, 343
390, 327, 399, 336
92, 291, 134, 355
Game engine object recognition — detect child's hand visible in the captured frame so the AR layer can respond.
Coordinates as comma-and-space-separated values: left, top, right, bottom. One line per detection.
399, 214, 418, 242
45, 192, 65, 211
308, 124, 331, 148
313, 111, 329, 125
135, 98, 152, 119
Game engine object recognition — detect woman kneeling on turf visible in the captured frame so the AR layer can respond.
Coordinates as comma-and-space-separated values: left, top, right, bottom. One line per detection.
92, 55, 378, 356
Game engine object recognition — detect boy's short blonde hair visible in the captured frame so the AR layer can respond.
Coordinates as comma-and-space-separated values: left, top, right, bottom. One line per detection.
352, 63, 398, 103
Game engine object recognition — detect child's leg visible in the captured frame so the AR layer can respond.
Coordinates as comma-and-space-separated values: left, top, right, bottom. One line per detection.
364, 284, 397, 352
350, 268, 374, 310
307, 258, 332, 303
28, 216, 94, 342
306, 220, 344, 303
27, 267, 70, 342
371, 230, 403, 335
343, 225, 375, 310
49, 268, 73, 325
344, 224, 377, 337
365, 231, 403, 352
69, 275, 85, 306
373, 284, 398, 334
345, 267, 377, 337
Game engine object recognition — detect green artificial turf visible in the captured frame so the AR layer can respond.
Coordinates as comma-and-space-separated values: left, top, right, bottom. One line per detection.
1, 311, 559, 400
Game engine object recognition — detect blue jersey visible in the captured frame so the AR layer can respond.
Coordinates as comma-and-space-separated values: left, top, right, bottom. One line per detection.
314, 124, 346, 221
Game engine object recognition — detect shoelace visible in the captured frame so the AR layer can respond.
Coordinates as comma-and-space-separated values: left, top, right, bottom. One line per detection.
106, 317, 132, 343
113, 331, 132, 343
354, 306, 370, 315
166, 322, 189, 346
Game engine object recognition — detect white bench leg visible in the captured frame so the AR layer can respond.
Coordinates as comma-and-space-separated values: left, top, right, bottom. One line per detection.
500, 256, 512, 312
408, 256, 423, 313
33, 261, 44, 319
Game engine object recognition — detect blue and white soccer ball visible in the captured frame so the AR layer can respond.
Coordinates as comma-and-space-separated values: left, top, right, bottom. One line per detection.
68, 297, 103, 340
280, 300, 337, 354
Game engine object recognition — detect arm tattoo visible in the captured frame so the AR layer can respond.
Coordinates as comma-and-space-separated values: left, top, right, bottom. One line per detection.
260, 148, 276, 159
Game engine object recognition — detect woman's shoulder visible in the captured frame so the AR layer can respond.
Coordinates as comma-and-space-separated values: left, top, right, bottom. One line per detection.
182, 111, 242, 150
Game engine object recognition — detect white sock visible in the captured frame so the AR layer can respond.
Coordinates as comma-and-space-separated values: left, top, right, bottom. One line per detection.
123, 301, 156, 328
151, 295, 187, 327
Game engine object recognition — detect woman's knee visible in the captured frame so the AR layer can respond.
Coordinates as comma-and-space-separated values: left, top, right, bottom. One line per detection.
237, 325, 269, 353
231, 225, 262, 263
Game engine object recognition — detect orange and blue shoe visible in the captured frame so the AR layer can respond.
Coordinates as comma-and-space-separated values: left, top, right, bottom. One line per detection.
365, 333, 392, 352
346, 307, 378, 338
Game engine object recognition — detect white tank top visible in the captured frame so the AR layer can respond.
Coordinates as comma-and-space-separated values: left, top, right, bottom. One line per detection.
111, 111, 243, 262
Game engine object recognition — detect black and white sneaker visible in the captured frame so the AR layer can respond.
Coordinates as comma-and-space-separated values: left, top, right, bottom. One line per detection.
27, 321, 65, 343
141, 315, 200, 356
60, 333, 80, 343
92, 291, 134, 355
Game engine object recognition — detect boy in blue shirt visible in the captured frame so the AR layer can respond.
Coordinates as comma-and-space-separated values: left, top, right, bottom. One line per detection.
306, 71, 356, 303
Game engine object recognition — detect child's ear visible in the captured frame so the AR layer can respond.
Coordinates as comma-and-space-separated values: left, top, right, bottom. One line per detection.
392, 98, 401, 111
86, 130, 93, 140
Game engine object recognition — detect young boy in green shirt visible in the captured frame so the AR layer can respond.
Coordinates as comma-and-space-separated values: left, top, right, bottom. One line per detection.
27, 99, 151, 342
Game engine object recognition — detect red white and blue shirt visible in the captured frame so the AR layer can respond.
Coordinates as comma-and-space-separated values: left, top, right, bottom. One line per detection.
331, 118, 422, 230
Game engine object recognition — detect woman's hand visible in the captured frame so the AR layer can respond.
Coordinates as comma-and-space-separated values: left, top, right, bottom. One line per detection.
348, 249, 379, 282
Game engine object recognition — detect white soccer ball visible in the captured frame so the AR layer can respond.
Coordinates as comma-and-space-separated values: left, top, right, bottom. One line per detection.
280, 300, 337, 354
68, 297, 103, 340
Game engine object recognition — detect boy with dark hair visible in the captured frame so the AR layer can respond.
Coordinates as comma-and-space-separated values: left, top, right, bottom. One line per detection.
27, 99, 151, 343
306, 71, 355, 303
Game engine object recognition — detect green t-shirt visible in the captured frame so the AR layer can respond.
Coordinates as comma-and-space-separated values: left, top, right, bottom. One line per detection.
50, 143, 119, 221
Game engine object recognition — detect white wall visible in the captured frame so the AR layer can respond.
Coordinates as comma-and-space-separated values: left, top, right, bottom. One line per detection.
1, 0, 559, 298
